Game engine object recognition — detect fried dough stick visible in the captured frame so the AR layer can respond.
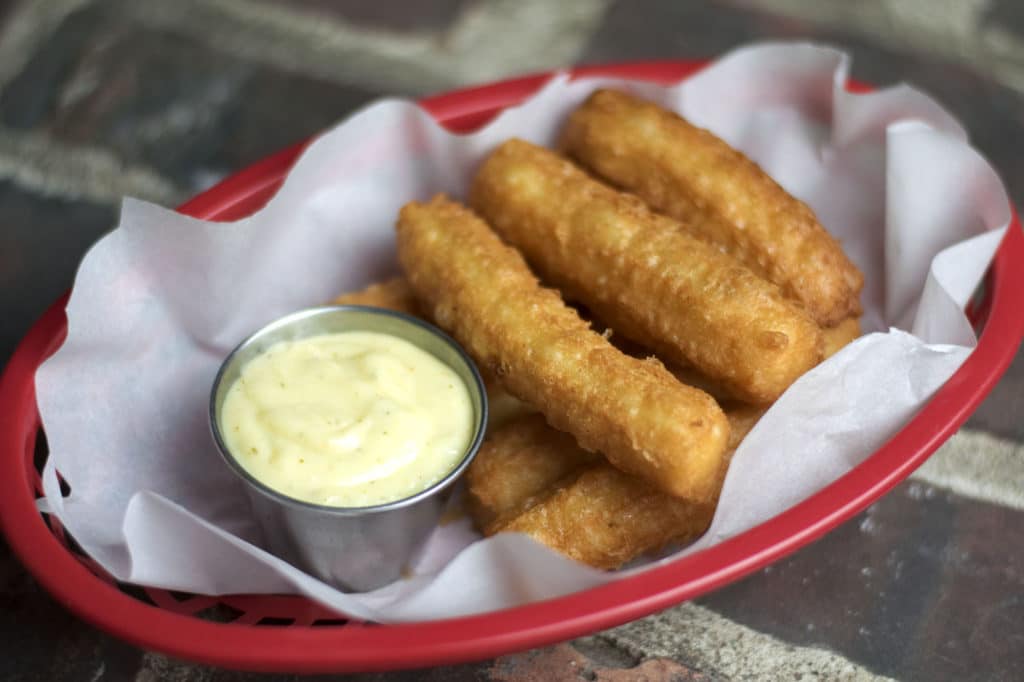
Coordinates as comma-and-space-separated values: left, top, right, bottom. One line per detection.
561, 89, 864, 326
466, 416, 600, 534
332, 279, 858, 421
332, 277, 422, 315
470, 139, 823, 404
473, 406, 764, 569
668, 315, 862, 402
396, 195, 730, 501
469, 319, 864, 569
502, 466, 714, 570
823, 316, 862, 358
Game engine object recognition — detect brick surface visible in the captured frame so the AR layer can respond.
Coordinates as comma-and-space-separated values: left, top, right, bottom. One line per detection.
135, 651, 488, 681
984, 0, 1024, 36
0, 180, 115, 365
0, 2, 387, 194
282, 0, 472, 32
489, 644, 705, 681
97, 641, 703, 681
698, 478, 1024, 681
582, 0, 803, 66
0, 1, 98, 130
0, 2, 15, 35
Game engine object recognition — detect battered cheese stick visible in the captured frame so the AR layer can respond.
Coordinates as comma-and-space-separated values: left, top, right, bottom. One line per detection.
669, 316, 862, 402
480, 406, 764, 570
466, 415, 600, 534
823, 316, 862, 358
666, 365, 732, 405
469, 407, 762, 535
396, 195, 730, 501
332, 277, 533, 429
470, 139, 823, 404
720, 403, 767, 453
332, 277, 422, 315
561, 89, 864, 326
500, 466, 715, 570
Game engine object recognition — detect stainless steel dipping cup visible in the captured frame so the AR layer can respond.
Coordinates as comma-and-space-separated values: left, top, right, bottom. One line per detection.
209, 305, 488, 592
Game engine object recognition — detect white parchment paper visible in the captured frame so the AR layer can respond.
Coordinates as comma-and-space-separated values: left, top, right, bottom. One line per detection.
35, 43, 1011, 623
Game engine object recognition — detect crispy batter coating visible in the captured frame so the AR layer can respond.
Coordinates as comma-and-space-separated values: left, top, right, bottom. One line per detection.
669, 317, 862, 402
477, 407, 764, 569
561, 89, 864, 326
470, 139, 823, 404
396, 195, 730, 501
485, 390, 535, 431
500, 466, 715, 570
332, 277, 422, 315
466, 414, 600, 534
720, 403, 767, 452
823, 316, 862, 358
665, 365, 733, 405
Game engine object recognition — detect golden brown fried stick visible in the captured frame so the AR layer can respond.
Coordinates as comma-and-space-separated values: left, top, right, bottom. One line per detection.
470, 139, 823, 404
469, 407, 763, 535
561, 89, 864, 326
500, 466, 715, 570
720, 403, 767, 452
332, 277, 533, 429
332, 276, 422, 315
484, 391, 536, 431
466, 415, 600, 534
668, 317, 862, 402
396, 195, 730, 501
823, 316, 862, 358
478, 406, 764, 569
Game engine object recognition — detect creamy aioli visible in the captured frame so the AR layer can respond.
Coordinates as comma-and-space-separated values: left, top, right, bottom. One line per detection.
220, 331, 475, 507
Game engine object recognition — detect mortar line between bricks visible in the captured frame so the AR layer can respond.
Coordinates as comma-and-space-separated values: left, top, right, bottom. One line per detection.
0, 0, 94, 92
124, 0, 612, 95
0, 127, 182, 207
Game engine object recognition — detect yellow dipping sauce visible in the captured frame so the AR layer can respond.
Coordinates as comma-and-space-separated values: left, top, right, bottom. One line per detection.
220, 331, 475, 507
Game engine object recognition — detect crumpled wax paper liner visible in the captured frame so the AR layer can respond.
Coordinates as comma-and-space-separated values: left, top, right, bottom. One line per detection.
35, 42, 1011, 623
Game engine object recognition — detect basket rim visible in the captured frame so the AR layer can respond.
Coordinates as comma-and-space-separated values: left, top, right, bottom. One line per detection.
1, 59, 1023, 674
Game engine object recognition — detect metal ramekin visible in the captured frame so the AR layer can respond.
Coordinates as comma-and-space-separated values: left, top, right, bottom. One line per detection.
209, 305, 488, 592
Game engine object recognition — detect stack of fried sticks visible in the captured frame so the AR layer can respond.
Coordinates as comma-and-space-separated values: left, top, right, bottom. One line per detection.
335, 89, 864, 569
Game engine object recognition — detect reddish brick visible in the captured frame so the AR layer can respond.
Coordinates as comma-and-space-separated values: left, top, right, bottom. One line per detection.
489, 643, 705, 682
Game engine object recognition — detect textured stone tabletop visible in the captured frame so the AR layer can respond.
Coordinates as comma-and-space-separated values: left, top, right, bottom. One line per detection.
2, 1, 1023, 680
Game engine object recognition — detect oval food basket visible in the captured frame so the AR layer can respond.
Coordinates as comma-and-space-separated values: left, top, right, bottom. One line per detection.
1, 61, 1023, 673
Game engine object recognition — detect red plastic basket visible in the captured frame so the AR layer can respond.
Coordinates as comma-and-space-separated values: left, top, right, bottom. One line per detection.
1, 61, 1023, 673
